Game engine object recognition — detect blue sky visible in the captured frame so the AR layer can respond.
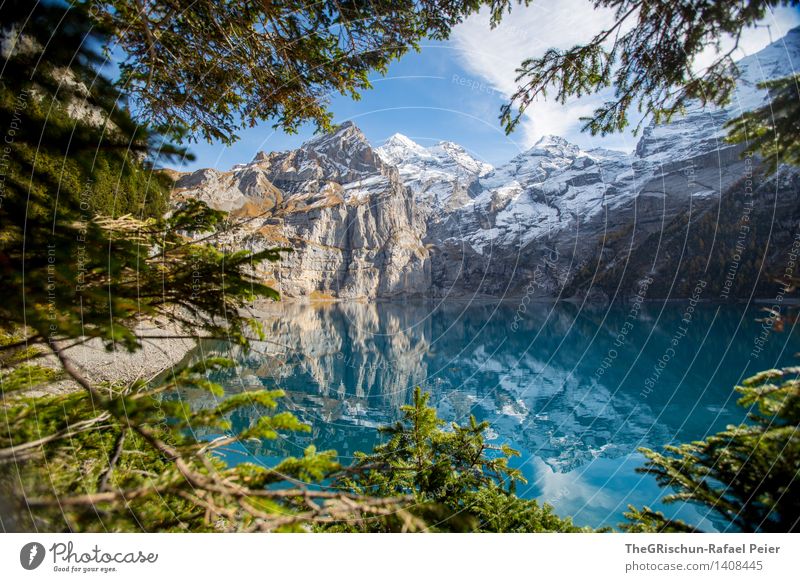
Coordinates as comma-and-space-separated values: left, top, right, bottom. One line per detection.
171, 2, 800, 173
174, 43, 527, 172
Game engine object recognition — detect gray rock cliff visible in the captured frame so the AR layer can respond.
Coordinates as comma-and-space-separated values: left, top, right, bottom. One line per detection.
172, 28, 800, 301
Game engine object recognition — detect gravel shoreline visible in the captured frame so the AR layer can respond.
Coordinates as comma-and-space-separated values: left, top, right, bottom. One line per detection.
20, 320, 198, 397
68, 322, 198, 385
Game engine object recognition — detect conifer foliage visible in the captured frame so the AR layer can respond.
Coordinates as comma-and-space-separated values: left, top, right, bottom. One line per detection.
0, 0, 411, 532
331, 388, 588, 532
625, 367, 800, 532
726, 74, 800, 171
2, 0, 799, 534
88, 0, 523, 144
500, 0, 800, 169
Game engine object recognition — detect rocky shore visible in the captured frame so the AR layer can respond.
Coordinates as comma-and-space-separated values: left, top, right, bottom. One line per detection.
21, 320, 197, 397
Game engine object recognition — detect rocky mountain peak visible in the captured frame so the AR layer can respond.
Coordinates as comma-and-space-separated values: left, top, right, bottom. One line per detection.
377, 133, 430, 165
429, 141, 493, 177
633, 25, 800, 161
279, 120, 389, 184
375, 132, 492, 212
376, 134, 491, 174
172, 26, 799, 301
528, 134, 581, 157
729, 24, 800, 111
386, 132, 424, 149
302, 121, 372, 159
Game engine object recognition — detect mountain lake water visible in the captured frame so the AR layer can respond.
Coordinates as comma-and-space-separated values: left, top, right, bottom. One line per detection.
185, 300, 800, 531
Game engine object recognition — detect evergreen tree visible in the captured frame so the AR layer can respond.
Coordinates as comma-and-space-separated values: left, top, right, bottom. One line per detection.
726, 74, 800, 171
4, 0, 797, 534
499, 0, 800, 170
0, 0, 414, 531
624, 367, 800, 532
330, 388, 588, 532
86, 0, 521, 144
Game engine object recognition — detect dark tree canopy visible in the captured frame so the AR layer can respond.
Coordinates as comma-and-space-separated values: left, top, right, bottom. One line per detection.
625, 367, 800, 533
0, 0, 280, 350
87, 0, 523, 144
500, 0, 799, 140
2, 0, 799, 534
0, 0, 411, 532
85, 0, 800, 170
725, 73, 800, 171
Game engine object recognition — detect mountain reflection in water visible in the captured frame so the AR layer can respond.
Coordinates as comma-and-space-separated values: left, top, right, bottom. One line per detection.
183, 300, 800, 530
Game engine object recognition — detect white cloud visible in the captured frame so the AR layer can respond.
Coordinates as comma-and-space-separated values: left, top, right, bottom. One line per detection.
694, 7, 800, 73
451, 1, 800, 152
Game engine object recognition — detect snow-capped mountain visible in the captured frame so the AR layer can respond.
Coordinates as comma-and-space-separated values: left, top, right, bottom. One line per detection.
424, 27, 800, 299
449, 136, 633, 253
173, 122, 430, 299
376, 134, 492, 214
635, 26, 800, 164
173, 27, 800, 301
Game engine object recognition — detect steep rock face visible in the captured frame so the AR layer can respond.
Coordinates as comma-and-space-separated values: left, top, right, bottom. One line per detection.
173, 122, 431, 299
173, 28, 800, 301
376, 134, 492, 217
425, 137, 633, 297
416, 28, 800, 299
424, 135, 767, 298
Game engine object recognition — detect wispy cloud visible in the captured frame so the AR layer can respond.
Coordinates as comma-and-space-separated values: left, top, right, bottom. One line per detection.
451, 1, 800, 151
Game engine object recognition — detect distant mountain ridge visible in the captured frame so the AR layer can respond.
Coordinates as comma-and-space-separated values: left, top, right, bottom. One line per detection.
173, 27, 800, 301
376, 133, 492, 215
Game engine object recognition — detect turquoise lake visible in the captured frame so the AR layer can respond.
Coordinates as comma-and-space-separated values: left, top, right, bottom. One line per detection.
197, 300, 800, 531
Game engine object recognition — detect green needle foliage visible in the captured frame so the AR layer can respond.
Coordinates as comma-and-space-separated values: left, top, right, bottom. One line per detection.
87, 0, 525, 144
0, 0, 414, 532
499, 0, 800, 170
624, 367, 800, 533
330, 388, 588, 532
0, 351, 421, 531
4, 0, 797, 534
0, 0, 295, 350
726, 74, 800, 172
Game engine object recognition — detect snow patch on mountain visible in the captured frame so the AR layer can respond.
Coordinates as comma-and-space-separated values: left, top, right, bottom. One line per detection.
376, 133, 492, 214
171, 26, 800, 300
